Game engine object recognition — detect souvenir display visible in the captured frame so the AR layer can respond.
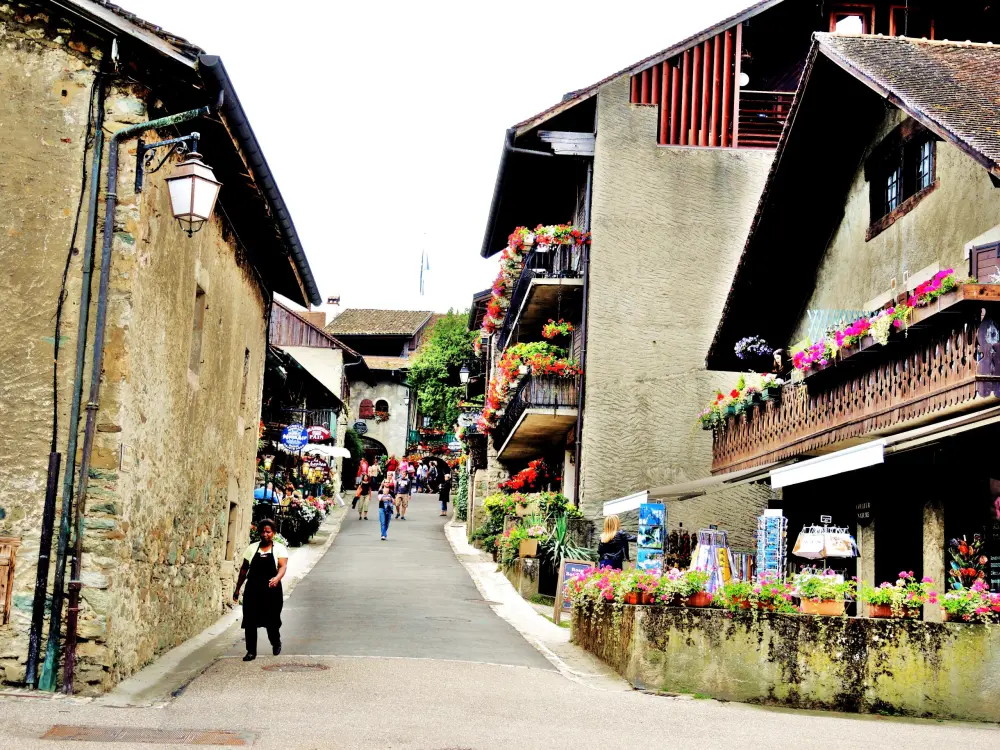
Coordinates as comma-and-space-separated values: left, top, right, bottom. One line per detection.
637, 502, 666, 573
757, 510, 788, 580
692, 528, 732, 593
792, 523, 857, 560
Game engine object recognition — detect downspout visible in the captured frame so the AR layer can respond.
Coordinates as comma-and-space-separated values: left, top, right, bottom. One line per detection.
572, 158, 594, 509
36, 76, 106, 691
59, 105, 212, 694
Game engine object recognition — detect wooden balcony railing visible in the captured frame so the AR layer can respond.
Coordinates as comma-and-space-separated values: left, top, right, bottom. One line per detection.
492, 374, 579, 451
736, 91, 794, 149
713, 292, 1000, 473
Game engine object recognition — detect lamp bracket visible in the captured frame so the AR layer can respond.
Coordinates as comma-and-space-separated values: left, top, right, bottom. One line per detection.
135, 132, 200, 193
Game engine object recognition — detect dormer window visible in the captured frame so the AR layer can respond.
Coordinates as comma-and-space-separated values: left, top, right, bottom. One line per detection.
829, 5, 874, 34
865, 121, 937, 240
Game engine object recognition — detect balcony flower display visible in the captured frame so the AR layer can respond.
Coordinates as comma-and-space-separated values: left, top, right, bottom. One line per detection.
542, 319, 574, 339
499, 458, 552, 493
734, 335, 773, 361
790, 270, 960, 374
698, 373, 783, 429
478, 225, 590, 341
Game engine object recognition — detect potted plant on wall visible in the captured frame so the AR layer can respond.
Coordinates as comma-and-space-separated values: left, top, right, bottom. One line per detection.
859, 572, 937, 618
794, 571, 856, 616
672, 569, 712, 607
519, 523, 548, 559
941, 580, 998, 622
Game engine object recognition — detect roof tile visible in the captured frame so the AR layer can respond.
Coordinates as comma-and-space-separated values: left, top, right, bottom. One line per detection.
325, 309, 434, 336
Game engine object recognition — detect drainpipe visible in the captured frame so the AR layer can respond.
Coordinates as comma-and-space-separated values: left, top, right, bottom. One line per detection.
59, 105, 211, 694
572, 158, 594, 509
36, 76, 106, 691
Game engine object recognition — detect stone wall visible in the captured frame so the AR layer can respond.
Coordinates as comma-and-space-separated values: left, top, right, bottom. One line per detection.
580, 74, 772, 544
0, 14, 267, 693
573, 604, 1000, 721
348, 377, 410, 458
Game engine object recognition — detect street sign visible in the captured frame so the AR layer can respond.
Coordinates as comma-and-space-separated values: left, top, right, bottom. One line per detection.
280, 424, 308, 450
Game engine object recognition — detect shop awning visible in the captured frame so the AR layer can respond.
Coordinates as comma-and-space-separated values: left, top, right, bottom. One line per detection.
276, 346, 345, 404
769, 440, 886, 489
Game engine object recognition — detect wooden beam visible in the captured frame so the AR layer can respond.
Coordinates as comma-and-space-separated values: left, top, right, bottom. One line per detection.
659, 61, 672, 145
670, 63, 681, 145
640, 68, 650, 104
710, 33, 722, 147
691, 44, 701, 146
630, 75, 639, 104
733, 22, 743, 148
651, 63, 661, 105
700, 40, 711, 146
680, 49, 691, 146
721, 28, 733, 148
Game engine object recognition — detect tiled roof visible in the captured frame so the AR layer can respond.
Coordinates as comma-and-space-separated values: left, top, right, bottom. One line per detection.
816, 34, 1000, 174
363, 356, 412, 371
325, 309, 434, 336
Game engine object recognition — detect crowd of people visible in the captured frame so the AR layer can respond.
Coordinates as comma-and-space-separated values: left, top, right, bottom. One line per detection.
354, 454, 452, 540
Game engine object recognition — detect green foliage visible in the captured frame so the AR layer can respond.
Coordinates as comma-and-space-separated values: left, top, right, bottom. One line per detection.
539, 514, 595, 570
407, 310, 476, 429
456, 468, 469, 521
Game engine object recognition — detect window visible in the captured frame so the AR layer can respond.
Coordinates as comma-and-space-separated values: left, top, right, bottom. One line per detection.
239, 348, 250, 411
866, 122, 937, 240
889, 6, 934, 38
829, 4, 874, 34
374, 399, 389, 414
359, 399, 375, 419
188, 285, 207, 374
0, 537, 20, 626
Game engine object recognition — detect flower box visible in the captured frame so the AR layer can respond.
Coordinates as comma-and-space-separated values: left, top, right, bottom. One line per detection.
760, 386, 781, 402
518, 539, 539, 558
624, 592, 640, 605
800, 599, 845, 616
868, 604, 920, 619
684, 592, 713, 608
640, 592, 656, 605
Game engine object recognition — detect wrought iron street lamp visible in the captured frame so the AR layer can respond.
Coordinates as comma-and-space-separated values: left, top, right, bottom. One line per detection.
459, 364, 470, 385
165, 151, 222, 236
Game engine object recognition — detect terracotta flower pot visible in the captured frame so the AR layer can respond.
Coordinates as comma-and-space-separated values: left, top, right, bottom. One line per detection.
868, 603, 893, 618
800, 599, 844, 616
684, 591, 713, 608
731, 596, 752, 610
518, 539, 539, 559
641, 592, 656, 605
624, 592, 640, 605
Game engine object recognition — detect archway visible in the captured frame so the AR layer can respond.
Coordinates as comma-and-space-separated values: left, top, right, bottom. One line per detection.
361, 436, 388, 467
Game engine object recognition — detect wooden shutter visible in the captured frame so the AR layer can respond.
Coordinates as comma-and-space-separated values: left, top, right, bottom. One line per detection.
0, 537, 20, 625
359, 399, 375, 419
972, 242, 1000, 283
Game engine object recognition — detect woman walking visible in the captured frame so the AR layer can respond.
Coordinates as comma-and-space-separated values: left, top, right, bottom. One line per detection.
597, 515, 636, 570
395, 470, 412, 520
234, 519, 288, 661
378, 482, 396, 541
358, 468, 372, 520
438, 472, 452, 517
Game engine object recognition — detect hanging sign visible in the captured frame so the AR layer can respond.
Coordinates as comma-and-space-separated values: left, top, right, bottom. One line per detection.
307, 425, 332, 442
448, 441, 462, 452
352, 420, 368, 435
280, 424, 308, 451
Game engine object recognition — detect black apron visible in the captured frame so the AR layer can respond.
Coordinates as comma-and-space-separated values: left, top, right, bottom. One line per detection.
241, 545, 283, 629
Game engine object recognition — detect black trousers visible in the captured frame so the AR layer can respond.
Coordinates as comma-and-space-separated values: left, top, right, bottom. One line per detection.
245, 625, 281, 655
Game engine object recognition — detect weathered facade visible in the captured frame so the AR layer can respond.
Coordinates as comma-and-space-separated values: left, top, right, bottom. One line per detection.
0, 2, 319, 693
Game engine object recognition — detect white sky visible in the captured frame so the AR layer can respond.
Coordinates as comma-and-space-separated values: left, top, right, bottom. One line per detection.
120, 0, 753, 315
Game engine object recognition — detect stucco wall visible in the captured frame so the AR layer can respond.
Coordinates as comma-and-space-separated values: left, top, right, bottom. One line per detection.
349, 377, 410, 458
794, 109, 1000, 340
581, 75, 772, 545
0, 17, 267, 693
574, 604, 1000, 722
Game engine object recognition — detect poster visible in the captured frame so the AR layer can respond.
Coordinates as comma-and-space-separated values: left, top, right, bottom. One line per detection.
553, 559, 593, 625
637, 502, 666, 574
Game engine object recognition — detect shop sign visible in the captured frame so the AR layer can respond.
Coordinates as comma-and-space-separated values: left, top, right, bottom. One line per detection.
352, 420, 368, 435
855, 501, 872, 526
280, 424, 308, 450
448, 440, 462, 452
307, 425, 332, 442
553, 558, 592, 625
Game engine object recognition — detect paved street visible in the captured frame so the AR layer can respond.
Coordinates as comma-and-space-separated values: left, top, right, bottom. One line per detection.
1, 494, 999, 749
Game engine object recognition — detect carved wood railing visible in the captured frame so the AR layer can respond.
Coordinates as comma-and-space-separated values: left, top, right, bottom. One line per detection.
713, 302, 1000, 474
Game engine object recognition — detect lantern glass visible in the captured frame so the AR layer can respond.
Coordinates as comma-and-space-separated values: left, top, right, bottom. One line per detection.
165, 153, 222, 235
459, 365, 470, 384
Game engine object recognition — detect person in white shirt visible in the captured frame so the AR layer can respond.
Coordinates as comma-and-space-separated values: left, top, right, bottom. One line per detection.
233, 519, 288, 661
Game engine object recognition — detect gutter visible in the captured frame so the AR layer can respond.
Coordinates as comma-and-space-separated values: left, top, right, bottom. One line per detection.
197, 55, 322, 307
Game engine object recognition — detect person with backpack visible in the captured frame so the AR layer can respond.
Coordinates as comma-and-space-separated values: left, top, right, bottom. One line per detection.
377, 482, 395, 541
427, 462, 439, 493
597, 515, 636, 570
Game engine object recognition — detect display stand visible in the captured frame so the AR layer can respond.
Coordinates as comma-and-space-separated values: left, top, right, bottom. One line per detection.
757, 509, 787, 581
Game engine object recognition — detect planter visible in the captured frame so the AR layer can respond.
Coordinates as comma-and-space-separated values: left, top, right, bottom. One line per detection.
684, 591, 713, 608
724, 405, 736, 417
518, 538, 539, 558
731, 596, 752, 610
760, 386, 781, 402
868, 604, 921, 619
800, 599, 845, 616
624, 592, 640, 605
640, 592, 656, 605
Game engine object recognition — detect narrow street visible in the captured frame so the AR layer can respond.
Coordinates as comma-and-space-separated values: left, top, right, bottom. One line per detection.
1, 495, 998, 748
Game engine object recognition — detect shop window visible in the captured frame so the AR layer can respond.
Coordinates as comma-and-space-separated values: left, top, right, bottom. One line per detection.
866, 122, 937, 240
188, 285, 207, 375
359, 399, 375, 419
829, 5, 874, 34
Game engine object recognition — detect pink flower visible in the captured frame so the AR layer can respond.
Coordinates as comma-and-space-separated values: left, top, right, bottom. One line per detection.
921, 576, 933, 583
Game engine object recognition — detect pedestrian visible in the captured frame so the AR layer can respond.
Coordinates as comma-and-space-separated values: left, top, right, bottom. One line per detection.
427, 462, 439, 493
377, 482, 395, 541
414, 463, 425, 492
395, 471, 412, 520
233, 519, 288, 661
357, 468, 372, 520
438, 473, 452, 517
597, 515, 636, 570
385, 470, 397, 497
386, 454, 399, 474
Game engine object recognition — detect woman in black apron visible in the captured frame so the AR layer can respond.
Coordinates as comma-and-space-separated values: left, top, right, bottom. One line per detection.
233, 519, 288, 661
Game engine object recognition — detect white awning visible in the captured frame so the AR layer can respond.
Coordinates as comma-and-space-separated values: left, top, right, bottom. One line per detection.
277, 346, 344, 402
769, 440, 886, 489
602, 491, 649, 517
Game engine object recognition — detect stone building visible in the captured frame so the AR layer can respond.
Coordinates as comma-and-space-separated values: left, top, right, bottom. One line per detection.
707, 34, 1000, 616
470, 0, 1000, 549
325, 309, 438, 461
0, 1, 320, 692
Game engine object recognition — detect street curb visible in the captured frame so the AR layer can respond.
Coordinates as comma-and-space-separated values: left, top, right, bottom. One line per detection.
96, 507, 348, 707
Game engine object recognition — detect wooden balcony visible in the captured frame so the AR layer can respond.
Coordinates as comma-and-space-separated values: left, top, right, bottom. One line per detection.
736, 91, 794, 149
712, 286, 1000, 474
493, 374, 578, 460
